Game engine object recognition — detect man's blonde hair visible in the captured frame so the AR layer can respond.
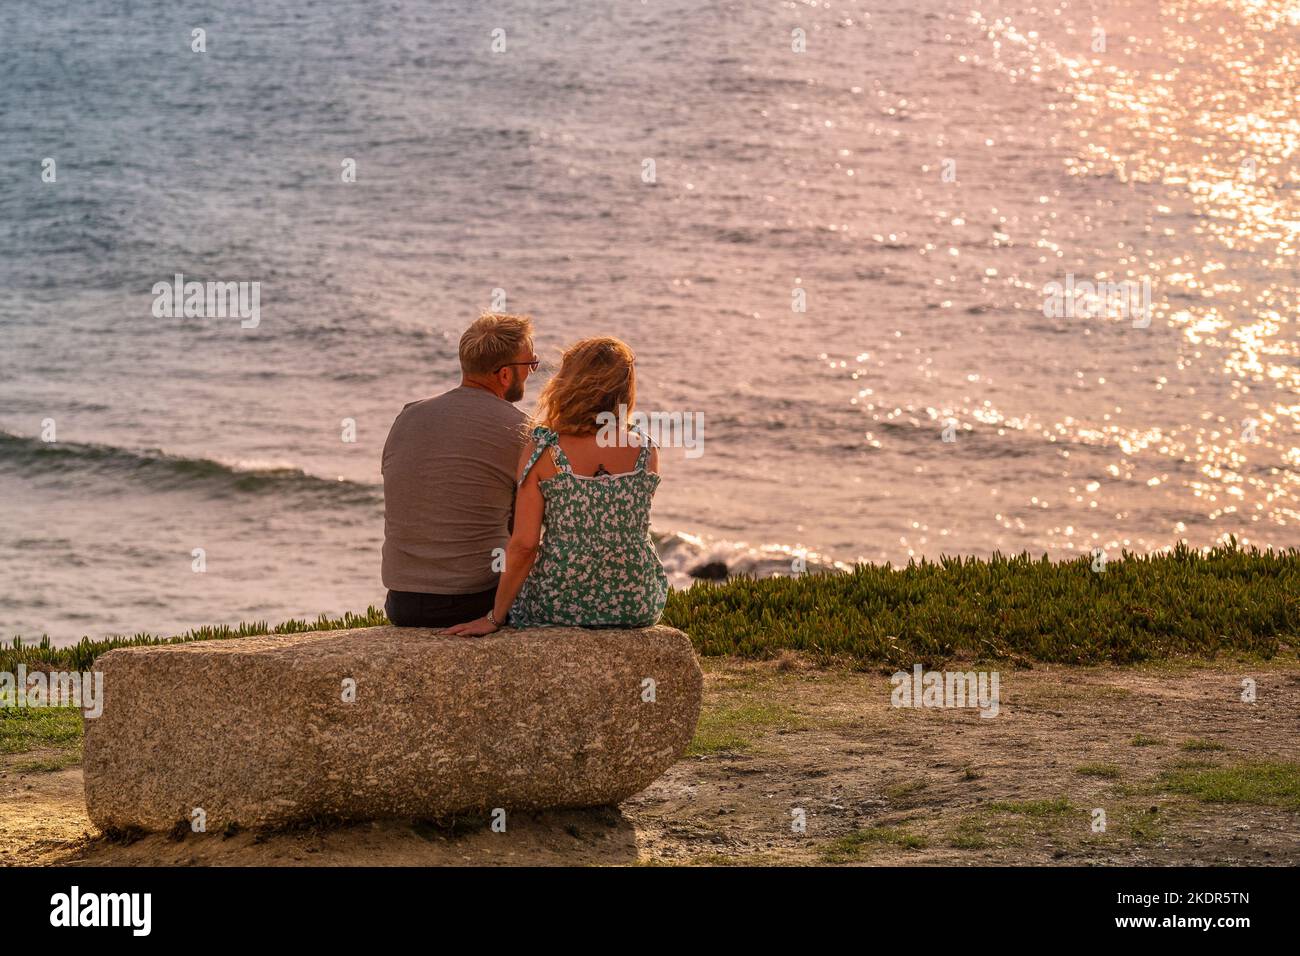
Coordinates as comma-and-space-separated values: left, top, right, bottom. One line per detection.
459, 313, 534, 376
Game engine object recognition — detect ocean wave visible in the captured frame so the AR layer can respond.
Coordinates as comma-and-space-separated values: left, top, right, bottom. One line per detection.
0, 429, 847, 577
0, 430, 380, 506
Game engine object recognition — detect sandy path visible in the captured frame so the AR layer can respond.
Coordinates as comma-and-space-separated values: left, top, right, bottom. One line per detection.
3, 657, 1296, 866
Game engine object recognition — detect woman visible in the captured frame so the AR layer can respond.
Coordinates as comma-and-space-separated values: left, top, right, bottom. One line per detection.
445, 337, 668, 635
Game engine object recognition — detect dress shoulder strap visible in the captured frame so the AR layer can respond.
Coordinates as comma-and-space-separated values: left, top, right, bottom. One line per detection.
518, 426, 559, 486
548, 434, 574, 474
631, 427, 657, 471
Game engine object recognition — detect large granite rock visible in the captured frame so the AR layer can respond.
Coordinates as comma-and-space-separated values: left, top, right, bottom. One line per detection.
83, 625, 701, 832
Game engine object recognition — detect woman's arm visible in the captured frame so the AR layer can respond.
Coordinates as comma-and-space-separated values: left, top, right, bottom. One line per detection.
444, 442, 547, 636
489, 450, 544, 623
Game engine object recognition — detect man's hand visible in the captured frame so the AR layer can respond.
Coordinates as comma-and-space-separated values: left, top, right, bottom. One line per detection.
443, 615, 500, 637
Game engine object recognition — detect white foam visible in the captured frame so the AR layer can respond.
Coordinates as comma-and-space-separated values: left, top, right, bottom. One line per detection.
655, 529, 849, 589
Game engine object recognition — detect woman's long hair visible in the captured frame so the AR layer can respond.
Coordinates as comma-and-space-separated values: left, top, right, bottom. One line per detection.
531, 337, 636, 435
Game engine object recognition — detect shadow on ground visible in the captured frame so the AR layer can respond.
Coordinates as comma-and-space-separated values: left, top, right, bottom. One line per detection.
60, 806, 640, 866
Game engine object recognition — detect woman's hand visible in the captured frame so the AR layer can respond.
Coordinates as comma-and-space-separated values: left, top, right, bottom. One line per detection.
443, 615, 500, 637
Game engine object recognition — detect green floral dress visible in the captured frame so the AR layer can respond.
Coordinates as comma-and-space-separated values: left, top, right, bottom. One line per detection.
509, 426, 668, 628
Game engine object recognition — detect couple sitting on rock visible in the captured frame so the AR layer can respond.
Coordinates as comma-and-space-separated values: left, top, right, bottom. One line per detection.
381, 312, 668, 635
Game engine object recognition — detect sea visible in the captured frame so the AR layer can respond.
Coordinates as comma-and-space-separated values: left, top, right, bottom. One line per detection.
1, 0, 1296, 645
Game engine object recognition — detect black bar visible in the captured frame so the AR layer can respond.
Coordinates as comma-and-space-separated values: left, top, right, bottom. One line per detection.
0, 866, 1278, 941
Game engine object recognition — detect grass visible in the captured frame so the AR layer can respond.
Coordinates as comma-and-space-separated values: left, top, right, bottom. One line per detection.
1131, 734, 1165, 747
948, 818, 989, 849
1025, 683, 1133, 703
987, 797, 1076, 817
1123, 806, 1172, 843
821, 826, 927, 863
13, 751, 81, 774
1159, 761, 1300, 810
1168, 758, 1221, 770
885, 779, 929, 802
3, 541, 1298, 674
0, 607, 391, 673
687, 700, 804, 756
1075, 763, 1122, 779
1179, 738, 1228, 752
662, 541, 1299, 667
948, 798, 1174, 852
0, 705, 83, 754
687, 852, 784, 867
955, 797, 1080, 849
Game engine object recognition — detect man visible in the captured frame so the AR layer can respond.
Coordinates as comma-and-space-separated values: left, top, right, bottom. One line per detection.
381, 313, 538, 627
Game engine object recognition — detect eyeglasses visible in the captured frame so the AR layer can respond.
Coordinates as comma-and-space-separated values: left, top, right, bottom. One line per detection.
496, 358, 541, 373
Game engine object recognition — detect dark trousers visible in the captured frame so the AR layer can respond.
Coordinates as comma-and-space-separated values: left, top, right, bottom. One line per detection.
384, 586, 497, 629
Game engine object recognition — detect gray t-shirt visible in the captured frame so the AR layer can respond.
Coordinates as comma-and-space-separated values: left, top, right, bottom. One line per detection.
381, 386, 527, 594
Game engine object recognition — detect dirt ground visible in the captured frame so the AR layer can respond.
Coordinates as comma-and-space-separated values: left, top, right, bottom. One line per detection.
3, 656, 1297, 866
